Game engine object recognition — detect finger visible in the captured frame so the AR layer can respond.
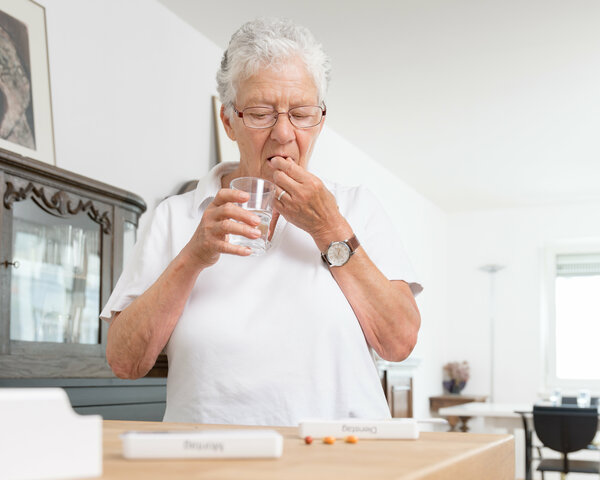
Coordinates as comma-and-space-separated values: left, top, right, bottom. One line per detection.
217, 239, 253, 257
276, 188, 287, 202
269, 156, 311, 183
213, 188, 250, 206
272, 168, 301, 197
273, 190, 287, 210
218, 203, 261, 226
216, 218, 262, 240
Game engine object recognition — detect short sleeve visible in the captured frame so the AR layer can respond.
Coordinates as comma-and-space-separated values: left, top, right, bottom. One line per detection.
338, 185, 423, 296
99, 201, 172, 322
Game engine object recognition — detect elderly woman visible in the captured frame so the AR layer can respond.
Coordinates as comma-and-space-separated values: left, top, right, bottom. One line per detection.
102, 18, 422, 426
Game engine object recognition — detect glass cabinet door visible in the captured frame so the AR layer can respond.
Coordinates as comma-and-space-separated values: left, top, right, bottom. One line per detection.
9, 199, 101, 345
123, 220, 137, 269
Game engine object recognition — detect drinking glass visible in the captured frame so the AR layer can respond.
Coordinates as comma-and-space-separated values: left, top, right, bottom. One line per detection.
577, 389, 591, 408
549, 387, 562, 406
229, 177, 275, 255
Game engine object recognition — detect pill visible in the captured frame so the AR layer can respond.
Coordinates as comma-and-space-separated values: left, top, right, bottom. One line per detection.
345, 435, 358, 444
323, 436, 336, 444
304, 436, 313, 444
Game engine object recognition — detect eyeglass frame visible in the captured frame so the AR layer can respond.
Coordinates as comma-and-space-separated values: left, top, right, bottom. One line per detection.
233, 104, 327, 129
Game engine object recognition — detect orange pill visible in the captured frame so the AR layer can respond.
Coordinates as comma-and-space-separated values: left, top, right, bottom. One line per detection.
345, 435, 358, 444
304, 436, 313, 444
323, 436, 336, 444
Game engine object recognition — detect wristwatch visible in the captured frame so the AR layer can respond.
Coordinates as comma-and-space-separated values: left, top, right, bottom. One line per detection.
321, 235, 360, 267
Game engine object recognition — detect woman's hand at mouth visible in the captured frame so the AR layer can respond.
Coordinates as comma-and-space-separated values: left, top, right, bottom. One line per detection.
268, 156, 352, 251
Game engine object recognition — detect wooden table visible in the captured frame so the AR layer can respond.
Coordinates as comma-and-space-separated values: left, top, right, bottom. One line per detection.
429, 394, 488, 432
101, 420, 514, 479
438, 402, 532, 479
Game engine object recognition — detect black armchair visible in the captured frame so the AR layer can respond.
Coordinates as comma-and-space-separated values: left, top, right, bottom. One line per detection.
560, 396, 599, 407
533, 405, 599, 479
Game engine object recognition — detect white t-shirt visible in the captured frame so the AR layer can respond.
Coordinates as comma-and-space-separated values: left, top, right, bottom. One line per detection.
101, 162, 422, 426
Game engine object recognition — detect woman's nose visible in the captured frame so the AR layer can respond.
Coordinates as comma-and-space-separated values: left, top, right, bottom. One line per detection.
270, 113, 295, 143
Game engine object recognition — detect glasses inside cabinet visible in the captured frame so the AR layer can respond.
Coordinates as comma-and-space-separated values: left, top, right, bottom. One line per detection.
9, 199, 101, 345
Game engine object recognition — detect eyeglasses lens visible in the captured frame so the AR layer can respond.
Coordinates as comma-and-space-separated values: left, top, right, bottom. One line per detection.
242, 106, 323, 129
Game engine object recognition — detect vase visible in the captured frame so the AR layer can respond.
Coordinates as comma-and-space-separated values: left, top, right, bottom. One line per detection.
443, 380, 466, 394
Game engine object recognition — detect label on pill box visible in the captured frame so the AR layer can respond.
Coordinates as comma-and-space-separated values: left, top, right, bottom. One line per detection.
121, 429, 283, 459
298, 419, 419, 440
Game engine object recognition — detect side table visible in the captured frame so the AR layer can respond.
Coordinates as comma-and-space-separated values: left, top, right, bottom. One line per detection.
429, 394, 488, 432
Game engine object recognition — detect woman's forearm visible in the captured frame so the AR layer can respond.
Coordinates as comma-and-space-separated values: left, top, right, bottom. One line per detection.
106, 247, 204, 379
329, 249, 421, 362
310, 214, 421, 362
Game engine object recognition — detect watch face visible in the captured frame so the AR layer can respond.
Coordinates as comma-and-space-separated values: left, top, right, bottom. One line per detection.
327, 241, 351, 266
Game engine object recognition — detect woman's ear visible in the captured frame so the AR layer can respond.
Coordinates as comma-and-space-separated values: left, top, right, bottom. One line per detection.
220, 105, 236, 141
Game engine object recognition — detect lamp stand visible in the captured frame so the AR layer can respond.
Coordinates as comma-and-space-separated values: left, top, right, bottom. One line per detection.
479, 264, 505, 403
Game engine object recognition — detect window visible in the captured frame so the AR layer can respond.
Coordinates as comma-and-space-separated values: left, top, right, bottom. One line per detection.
544, 242, 600, 392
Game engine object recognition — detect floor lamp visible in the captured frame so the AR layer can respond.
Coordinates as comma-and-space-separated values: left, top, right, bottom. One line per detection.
479, 264, 505, 403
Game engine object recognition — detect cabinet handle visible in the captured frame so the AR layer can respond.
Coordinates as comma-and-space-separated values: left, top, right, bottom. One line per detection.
1, 260, 19, 269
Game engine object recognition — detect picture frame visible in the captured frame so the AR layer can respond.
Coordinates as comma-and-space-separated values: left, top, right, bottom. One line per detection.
0, 0, 55, 165
212, 95, 239, 164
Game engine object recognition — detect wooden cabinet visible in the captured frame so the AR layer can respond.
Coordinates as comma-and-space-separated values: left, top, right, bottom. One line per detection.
0, 148, 146, 378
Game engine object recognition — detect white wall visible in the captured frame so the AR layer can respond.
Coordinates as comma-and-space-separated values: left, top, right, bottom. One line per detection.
38, 0, 449, 418
446, 202, 600, 403
41, 0, 223, 230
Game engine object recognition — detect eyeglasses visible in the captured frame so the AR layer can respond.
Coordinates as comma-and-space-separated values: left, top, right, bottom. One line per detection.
234, 105, 326, 129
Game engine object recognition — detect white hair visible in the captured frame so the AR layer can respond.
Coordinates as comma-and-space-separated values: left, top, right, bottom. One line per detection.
216, 18, 331, 118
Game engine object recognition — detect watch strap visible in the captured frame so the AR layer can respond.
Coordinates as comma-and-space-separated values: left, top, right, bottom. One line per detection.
346, 234, 360, 253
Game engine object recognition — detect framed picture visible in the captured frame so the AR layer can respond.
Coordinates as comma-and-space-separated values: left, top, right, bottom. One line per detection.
212, 96, 239, 164
0, 0, 55, 165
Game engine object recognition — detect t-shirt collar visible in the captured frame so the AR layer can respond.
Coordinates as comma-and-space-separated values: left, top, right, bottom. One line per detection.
192, 161, 240, 214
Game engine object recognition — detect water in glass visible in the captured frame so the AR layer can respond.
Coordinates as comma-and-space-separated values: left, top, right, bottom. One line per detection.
229, 209, 272, 255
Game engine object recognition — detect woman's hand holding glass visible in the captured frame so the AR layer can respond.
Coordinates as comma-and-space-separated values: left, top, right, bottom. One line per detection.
187, 188, 262, 267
